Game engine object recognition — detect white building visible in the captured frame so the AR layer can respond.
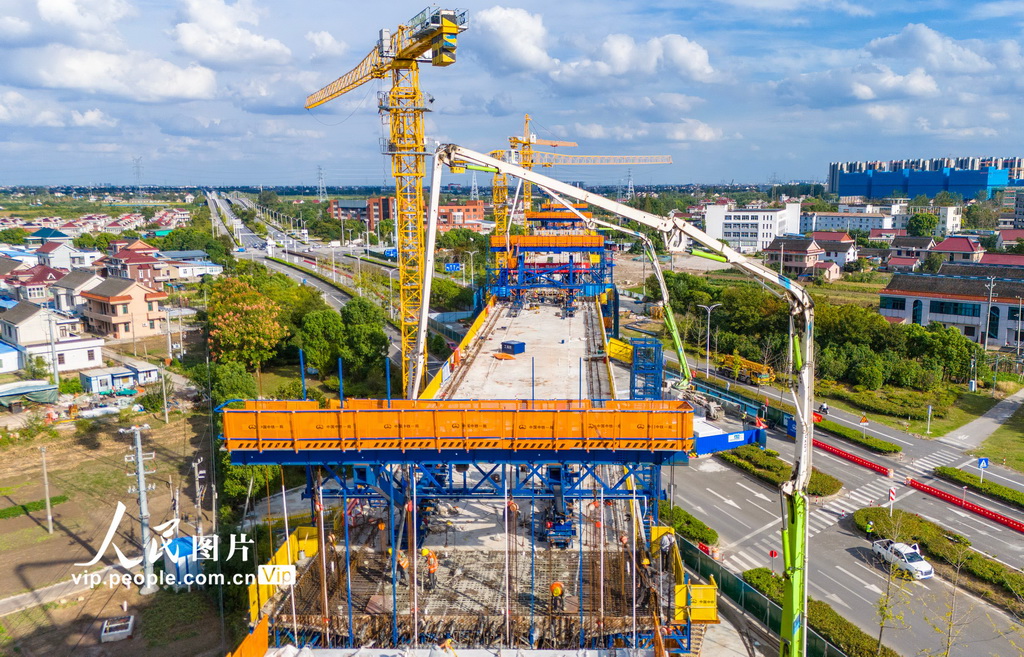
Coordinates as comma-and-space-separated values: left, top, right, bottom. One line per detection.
704, 202, 800, 253
799, 211, 893, 234
0, 302, 104, 372
891, 205, 963, 236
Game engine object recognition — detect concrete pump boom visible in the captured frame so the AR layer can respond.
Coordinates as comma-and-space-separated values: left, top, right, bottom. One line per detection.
426, 143, 816, 657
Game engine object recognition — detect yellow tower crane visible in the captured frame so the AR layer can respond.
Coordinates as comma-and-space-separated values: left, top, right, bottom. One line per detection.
492, 114, 672, 265
304, 7, 467, 396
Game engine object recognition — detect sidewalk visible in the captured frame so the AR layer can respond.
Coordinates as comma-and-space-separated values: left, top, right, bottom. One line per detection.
939, 385, 1024, 449
0, 566, 116, 617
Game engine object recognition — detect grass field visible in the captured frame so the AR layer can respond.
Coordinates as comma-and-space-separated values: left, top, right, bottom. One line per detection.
976, 403, 1024, 473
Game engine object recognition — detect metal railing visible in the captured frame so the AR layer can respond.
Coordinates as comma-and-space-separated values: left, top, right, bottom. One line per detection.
677, 539, 851, 657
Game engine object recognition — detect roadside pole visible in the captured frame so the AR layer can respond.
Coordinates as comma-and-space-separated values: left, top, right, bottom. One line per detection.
40, 447, 53, 534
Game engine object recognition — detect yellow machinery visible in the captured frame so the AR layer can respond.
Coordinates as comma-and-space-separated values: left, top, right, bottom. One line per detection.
714, 353, 776, 385
305, 7, 467, 396
492, 114, 672, 267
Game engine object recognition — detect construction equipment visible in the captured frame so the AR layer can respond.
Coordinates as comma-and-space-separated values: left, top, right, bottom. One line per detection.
304, 7, 468, 397
714, 354, 776, 386
427, 144, 816, 657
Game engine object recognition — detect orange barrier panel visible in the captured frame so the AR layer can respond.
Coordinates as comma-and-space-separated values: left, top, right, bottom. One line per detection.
222, 403, 693, 454
489, 235, 605, 249
244, 400, 321, 410
337, 399, 594, 411
227, 616, 269, 657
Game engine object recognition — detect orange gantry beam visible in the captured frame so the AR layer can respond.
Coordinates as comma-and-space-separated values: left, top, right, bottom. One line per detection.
221, 399, 694, 454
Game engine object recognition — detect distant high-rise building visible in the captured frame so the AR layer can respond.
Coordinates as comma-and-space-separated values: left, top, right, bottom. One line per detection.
827, 155, 1024, 198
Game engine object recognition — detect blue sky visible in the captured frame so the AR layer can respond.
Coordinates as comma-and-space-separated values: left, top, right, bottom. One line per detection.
0, 0, 1021, 187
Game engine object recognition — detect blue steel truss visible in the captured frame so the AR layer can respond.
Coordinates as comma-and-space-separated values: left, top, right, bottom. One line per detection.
486, 251, 614, 300
630, 337, 663, 401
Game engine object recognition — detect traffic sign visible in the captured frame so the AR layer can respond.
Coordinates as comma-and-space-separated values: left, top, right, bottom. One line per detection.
889, 487, 896, 501
768, 549, 778, 558
384, 248, 398, 258
859, 416, 869, 426
978, 457, 989, 469
445, 262, 462, 272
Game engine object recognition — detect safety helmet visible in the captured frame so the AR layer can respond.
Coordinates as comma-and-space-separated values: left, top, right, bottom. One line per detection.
421, 548, 430, 557
642, 558, 650, 566
387, 548, 393, 555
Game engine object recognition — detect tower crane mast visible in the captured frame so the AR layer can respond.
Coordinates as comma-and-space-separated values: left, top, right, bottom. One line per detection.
304, 7, 467, 398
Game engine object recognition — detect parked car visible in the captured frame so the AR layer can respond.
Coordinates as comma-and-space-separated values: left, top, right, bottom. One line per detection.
871, 539, 934, 579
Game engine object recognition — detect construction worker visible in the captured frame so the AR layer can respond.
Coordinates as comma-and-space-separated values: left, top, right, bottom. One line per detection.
550, 580, 565, 612
865, 520, 875, 539
440, 638, 457, 657
422, 547, 439, 591
659, 531, 676, 569
395, 549, 409, 586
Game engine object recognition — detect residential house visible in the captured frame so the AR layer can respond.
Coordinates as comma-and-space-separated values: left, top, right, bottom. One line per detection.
995, 229, 1024, 251
889, 236, 935, 261
879, 263, 1024, 347
5, 265, 66, 302
34, 241, 101, 271
24, 228, 71, 247
0, 257, 24, 278
980, 253, 1024, 267
893, 205, 963, 236
811, 232, 858, 268
107, 239, 158, 256
104, 249, 172, 287
929, 236, 985, 263
0, 302, 104, 372
868, 228, 907, 243
799, 211, 892, 234
811, 261, 841, 282
82, 278, 168, 339
704, 202, 801, 253
886, 256, 920, 272
78, 356, 158, 393
763, 237, 824, 276
50, 269, 104, 315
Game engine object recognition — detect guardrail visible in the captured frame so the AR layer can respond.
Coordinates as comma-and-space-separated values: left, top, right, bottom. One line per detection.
813, 439, 894, 477
905, 477, 1024, 534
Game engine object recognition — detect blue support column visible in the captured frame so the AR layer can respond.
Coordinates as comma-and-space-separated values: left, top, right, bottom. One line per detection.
629, 337, 663, 401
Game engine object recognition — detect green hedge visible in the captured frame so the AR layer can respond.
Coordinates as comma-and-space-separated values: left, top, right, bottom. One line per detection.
933, 466, 1024, 511
717, 445, 843, 497
817, 420, 902, 454
816, 381, 958, 421
852, 507, 1024, 618
743, 568, 901, 657
0, 495, 69, 520
658, 502, 719, 546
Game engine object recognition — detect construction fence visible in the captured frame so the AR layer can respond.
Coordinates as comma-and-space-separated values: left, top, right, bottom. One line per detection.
677, 539, 852, 657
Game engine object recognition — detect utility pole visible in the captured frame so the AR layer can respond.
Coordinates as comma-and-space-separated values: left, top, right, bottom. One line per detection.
193, 457, 205, 535
983, 276, 996, 351
46, 314, 59, 386
160, 372, 169, 423
40, 447, 53, 534
1016, 296, 1022, 359
122, 424, 157, 595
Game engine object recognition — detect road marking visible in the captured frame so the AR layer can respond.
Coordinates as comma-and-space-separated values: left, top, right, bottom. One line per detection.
853, 560, 914, 597
705, 487, 742, 509
825, 593, 851, 609
736, 482, 773, 503
722, 517, 781, 549
835, 565, 884, 594
820, 572, 874, 605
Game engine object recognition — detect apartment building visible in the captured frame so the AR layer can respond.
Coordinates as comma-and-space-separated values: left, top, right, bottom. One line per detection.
704, 202, 800, 253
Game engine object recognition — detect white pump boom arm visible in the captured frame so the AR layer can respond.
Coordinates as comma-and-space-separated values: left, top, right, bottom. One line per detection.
428, 143, 815, 657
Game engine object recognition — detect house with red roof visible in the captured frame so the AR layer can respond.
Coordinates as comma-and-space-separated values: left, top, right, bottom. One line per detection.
929, 236, 985, 263
105, 249, 172, 287
995, 230, 1024, 251
886, 256, 920, 272
980, 253, 1024, 267
868, 228, 906, 243
5, 264, 66, 302
35, 242, 102, 271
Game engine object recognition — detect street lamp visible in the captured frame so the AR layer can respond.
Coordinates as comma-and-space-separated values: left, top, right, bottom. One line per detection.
387, 268, 398, 319
697, 303, 721, 379
467, 251, 476, 289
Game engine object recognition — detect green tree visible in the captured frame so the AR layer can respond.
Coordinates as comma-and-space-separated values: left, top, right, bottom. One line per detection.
932, 191, 963, 207
300, 310, 346, 377
208, 278, 288, 391
257, 190, 279, 206
921, 251, 945, 273
0, 227, 29, 245
907, 212, 939, 237
272, 380, 327, 406
910, 194, 930, 207
208, 361, 257, 407
1006, 239, 1024, 255
963, 203, 998, 230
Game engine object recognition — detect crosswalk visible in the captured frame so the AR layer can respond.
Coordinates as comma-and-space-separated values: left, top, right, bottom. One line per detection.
722, 446, 963, 573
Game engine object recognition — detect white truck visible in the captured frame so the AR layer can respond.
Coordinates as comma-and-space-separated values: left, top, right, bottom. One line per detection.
871, 539, 934, 579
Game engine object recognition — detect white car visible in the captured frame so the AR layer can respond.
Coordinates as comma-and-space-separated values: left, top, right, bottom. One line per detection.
871, 539, 934, 579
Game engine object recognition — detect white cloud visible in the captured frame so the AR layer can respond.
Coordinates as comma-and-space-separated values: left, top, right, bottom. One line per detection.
552, 34, 714, 88
712, 0, 872, 16
0, 90, 63, 126
70, 108, 116, 127
864, 104, 908, 123
968, 1, 1024, 19
173, 0, 290, 67
473, 7, 557, 74
867, 24, 993, 74
665, 119, 722, 142
36, 0, 133, 32
10, 45, 217, 102
774, 63, 938, 107
0, 16, 33, 40
608, 93, 705, 122
305, 31, 346, 59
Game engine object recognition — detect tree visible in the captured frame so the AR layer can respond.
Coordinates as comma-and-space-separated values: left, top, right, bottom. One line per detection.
872, 513, 912, 655
910, 194, 930, 207
300, 310, 346, 377
922, 541, 973, 656
963, 203, 998, 230
272, 380, 327, 407
208, 278, 288, 391
1006, 239, 1024, 255
921, 251, 945, 274
0, 228, 29, 245
932, 191, 962, 207
257, 190, 279, 206
208, 361, 257, 407
907, 213, 939, 237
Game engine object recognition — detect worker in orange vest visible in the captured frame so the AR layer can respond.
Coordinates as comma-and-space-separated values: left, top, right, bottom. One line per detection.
550, 580, 565, 612
422, 548, 439, 591
395, 549, 409, 586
